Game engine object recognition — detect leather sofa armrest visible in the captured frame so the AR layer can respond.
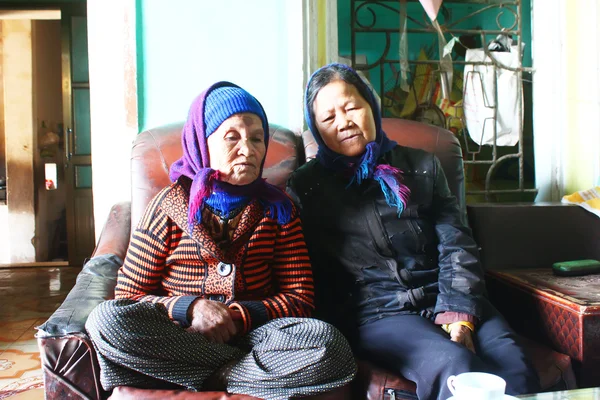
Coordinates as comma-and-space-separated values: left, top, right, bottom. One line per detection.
36, 254, 122, 338
36, 202, 131, 338
520, 336, 577, 390
92, 201, 132, 260
108, 385, 351, 400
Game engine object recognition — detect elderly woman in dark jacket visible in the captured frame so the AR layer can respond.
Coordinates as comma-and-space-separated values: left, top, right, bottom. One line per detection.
85, 81, 356, 400
287, 63, 539, 400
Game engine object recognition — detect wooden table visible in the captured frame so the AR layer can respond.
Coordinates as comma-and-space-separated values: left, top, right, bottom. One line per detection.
518, 387, 600, 399
486, 269, 600, 388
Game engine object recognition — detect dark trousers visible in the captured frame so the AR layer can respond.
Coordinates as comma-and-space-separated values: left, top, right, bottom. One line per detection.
357, 298, 540, 400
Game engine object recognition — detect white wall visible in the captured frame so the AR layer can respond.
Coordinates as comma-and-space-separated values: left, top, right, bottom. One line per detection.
138, 0, 305, 133
88, 1, 308, 238
87, 0, 138, 239
3, 19, 36, 263
532, 0, 600, 200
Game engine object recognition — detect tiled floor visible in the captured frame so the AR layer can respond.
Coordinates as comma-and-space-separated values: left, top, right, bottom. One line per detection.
0, 267, 78, 399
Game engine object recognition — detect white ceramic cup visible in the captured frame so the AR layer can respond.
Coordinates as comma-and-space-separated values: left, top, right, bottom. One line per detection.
446, 372, 506, 400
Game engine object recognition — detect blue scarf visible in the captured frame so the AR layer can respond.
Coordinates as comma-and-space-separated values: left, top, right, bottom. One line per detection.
203, 191, 248, 220
198, 179, 292, 224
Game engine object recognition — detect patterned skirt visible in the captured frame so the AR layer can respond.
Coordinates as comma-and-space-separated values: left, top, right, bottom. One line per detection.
86, 299, 356, 400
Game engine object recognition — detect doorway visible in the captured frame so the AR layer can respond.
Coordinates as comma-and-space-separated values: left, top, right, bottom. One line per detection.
0, 3, 94, 267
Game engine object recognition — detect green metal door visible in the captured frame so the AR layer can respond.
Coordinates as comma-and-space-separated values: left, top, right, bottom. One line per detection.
62, 9, 94, 266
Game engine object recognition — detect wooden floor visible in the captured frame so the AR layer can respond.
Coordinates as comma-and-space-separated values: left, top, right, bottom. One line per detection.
0, 267, 78, 399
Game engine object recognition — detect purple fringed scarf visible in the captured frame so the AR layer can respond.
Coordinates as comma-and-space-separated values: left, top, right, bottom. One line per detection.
169, 81, 293, 229
305, 64, 411, 215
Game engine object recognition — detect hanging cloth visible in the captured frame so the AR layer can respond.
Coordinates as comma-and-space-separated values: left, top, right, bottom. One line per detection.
419, 0, 443, 22
418, 0, 452, 99
398, 0, 410, 92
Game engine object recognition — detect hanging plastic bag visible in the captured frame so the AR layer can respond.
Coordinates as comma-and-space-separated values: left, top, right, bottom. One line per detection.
463, 43, 523, 146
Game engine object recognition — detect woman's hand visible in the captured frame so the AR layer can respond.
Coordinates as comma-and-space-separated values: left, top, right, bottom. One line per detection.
449, 324, 476, 353
186, 299, 239, 343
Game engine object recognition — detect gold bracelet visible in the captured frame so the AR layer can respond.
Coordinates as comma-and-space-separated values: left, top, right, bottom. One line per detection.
441, 321, 475, 334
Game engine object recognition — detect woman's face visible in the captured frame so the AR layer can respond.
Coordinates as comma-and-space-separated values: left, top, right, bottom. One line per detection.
207, 112, 266, 186
312, 79, 376, 157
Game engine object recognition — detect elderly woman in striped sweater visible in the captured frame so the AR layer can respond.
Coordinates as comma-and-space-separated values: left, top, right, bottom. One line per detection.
85, 81, 356, 400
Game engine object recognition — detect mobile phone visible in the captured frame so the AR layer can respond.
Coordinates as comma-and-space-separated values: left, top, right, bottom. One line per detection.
552, 259, 600, 277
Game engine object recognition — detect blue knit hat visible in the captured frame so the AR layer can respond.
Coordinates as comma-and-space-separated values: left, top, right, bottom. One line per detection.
203, 86, 267, 138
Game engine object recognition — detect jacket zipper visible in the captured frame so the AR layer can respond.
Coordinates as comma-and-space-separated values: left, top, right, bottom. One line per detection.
368, 200, 395, 257
407, 219, 426, 253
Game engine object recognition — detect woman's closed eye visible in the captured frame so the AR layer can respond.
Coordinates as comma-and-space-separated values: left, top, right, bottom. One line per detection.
321, 115, 334, 123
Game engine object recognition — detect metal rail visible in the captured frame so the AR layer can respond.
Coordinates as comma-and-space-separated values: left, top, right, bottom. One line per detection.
349, 0, 536, 202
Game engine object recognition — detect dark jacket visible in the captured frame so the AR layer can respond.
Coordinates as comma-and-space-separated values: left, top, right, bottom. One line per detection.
288, 145, 485, 337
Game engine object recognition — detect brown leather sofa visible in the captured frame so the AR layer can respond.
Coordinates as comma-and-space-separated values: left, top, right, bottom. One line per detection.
37, 118, 577, 400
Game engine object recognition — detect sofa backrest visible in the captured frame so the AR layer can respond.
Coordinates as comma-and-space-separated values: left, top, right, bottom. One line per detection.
131, 118, 464, 230
468, 203, 600, 270
130, 123, 302, 229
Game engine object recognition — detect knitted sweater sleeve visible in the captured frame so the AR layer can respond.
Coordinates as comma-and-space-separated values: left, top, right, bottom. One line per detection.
230, 206, 315, 333
114, 190, 197, 326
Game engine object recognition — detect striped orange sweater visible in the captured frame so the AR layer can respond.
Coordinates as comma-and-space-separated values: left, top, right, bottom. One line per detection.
115, 181, 315, 333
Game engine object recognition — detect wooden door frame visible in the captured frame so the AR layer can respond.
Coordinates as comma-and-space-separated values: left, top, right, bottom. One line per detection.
61, 7, 97, 266
60, 9, 77, 264
1, 1, 138, 242
0, 2, 85, 14
0, 3, 71, 266
2, 19, 36, 264
0, 1, 94, 267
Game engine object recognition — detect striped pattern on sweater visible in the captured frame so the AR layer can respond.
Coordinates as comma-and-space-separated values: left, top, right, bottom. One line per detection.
115, 182, 315, 332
